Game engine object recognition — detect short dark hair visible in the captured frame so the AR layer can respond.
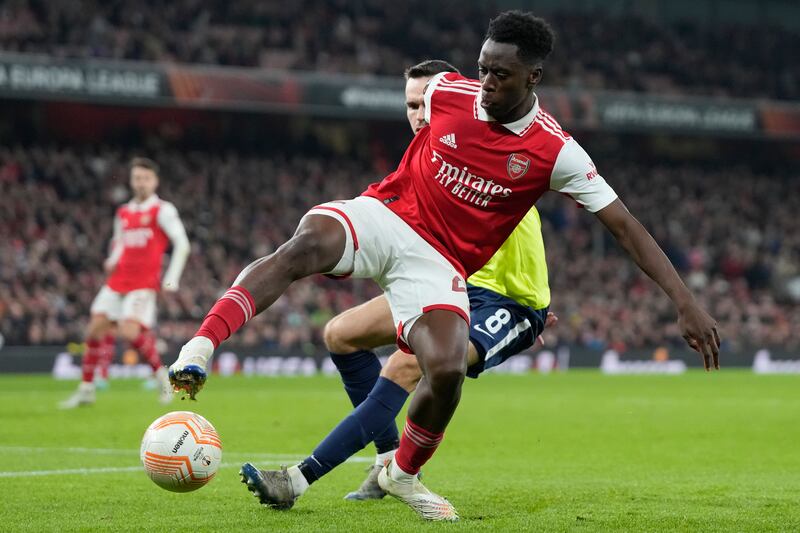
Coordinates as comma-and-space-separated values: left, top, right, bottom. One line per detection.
404, 59, 459, 80
485, 11, 555, 65
130, 156, 160, 176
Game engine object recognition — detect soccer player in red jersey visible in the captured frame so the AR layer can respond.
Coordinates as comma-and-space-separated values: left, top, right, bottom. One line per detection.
171, 11, 720, 520
60, 158, 190, 408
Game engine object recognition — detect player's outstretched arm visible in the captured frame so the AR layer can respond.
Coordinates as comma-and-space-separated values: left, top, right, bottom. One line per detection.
169, 215, 347, 398
594, 199, 720, 370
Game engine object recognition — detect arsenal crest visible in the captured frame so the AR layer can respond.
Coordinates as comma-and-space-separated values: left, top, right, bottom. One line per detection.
507, 153, 530, 180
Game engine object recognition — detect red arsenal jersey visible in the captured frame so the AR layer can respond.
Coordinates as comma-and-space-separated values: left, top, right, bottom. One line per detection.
363, 72, 617, 277
107, 195, 183, 292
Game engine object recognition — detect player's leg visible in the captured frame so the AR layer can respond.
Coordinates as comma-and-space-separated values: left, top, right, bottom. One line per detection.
327, 286, 553, 498
342, 352, 425, 500
323, 295, 397, 354
322, 296, 403, 470
171, 211, 349, 396
95, 329, 116, 390
246, 290, 553, 506
118, 289, 172, 403
60, 286, 119, 408
240, 349, 422, 508
378, 309, 468, 521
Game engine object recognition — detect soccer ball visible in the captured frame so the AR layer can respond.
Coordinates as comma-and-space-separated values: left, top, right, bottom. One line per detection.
140, 411, 222, 492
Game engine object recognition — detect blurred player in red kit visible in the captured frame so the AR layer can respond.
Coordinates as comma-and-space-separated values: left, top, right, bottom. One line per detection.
60, 157, 190, 408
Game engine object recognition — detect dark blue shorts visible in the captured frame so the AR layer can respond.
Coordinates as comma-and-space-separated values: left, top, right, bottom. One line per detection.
466, 284, 548, 379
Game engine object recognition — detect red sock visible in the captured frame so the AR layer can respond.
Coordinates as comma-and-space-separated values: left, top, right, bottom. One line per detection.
196, 286, 256, 348
98, 334, 115, 379
81, 339, 102, 383
393, 418, 445, 475
131, 330, 161, 372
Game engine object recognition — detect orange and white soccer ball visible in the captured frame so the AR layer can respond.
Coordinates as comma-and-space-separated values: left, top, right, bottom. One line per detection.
140, 411, 222, 492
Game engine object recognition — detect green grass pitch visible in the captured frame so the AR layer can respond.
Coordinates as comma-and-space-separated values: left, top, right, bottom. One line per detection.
1, 371, 798, 532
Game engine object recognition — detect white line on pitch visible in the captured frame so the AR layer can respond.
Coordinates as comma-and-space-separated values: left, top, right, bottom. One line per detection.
0, 455, 372, 478
0, 446, 371, 462
0, 446, 372, 477
0, 462, 239, 478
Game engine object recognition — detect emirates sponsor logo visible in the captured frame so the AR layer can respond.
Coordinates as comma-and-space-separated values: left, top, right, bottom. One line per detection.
121, 227, 154, 247
506, 153, 530, 180
430, 150, 512, 208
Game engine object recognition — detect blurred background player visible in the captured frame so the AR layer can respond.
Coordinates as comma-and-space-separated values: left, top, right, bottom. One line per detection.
60, 157, 190, 408
238, 59, 558, 508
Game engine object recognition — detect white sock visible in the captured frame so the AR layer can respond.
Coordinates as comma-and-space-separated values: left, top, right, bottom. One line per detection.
375, 449, 396, 466
388, 459, 415, 483
286, 465, 309, 496
79, 381, 95, 393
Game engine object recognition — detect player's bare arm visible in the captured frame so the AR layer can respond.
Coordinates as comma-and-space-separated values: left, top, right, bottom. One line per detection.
594, 198, 720, 370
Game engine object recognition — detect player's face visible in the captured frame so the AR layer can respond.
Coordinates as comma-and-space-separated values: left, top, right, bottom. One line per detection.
405, 76, 430, 134
477, 39, 541, 123
130, 166, 159, 200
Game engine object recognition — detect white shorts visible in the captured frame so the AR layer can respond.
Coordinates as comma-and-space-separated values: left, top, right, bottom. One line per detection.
304, 196, 469, 351
90, 286, 157, 329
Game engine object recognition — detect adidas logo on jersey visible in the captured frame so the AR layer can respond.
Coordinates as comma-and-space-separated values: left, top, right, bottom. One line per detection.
439, 133, 457, 149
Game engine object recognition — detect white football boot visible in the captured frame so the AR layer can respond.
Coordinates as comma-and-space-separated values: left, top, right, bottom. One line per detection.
377, 460, 458, 521
168, 336, 214, 400
59, 381, 96, 409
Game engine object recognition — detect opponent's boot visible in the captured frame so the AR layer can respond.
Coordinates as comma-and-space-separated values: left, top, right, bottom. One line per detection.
239, 463, 298, 510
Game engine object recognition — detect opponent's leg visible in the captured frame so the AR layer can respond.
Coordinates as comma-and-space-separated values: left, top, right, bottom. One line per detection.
343, 353, 423, 501
242, 352, 421, 508
378, 310, 468, 521
171, 215, 347, 397
323, 296, 402, 467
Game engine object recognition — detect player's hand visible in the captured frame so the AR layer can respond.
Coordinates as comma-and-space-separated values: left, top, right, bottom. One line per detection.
677, 302, 720, 371
103, 258, 116, 275
535, 312, 559, 347
169, 336, 214, 400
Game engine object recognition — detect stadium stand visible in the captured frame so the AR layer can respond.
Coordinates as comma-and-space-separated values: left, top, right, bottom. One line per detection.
0, 0, 797, 99
2, 145, 797, 352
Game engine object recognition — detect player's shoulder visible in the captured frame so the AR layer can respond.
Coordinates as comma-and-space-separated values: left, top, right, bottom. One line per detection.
432, 71, 481, 94
524, 104, 576, 161
533, 105, 572, 144
115, 201, 130, 216
155, 198, 179, 217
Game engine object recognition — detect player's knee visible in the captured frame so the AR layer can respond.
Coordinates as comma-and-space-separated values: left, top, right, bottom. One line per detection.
118, 322, 140, 342
85, 316, 110, 340
382, 353, 422, 392
322, 316, 354, 353
423, 353, 466, 399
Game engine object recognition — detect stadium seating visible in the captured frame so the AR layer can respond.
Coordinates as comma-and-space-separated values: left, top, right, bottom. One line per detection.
0, 1, 796, 100
1, 146, 797, 353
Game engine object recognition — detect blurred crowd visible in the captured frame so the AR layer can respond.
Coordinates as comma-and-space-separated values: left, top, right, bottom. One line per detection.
1, 145, 798, 355
0, 0, 797, 100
